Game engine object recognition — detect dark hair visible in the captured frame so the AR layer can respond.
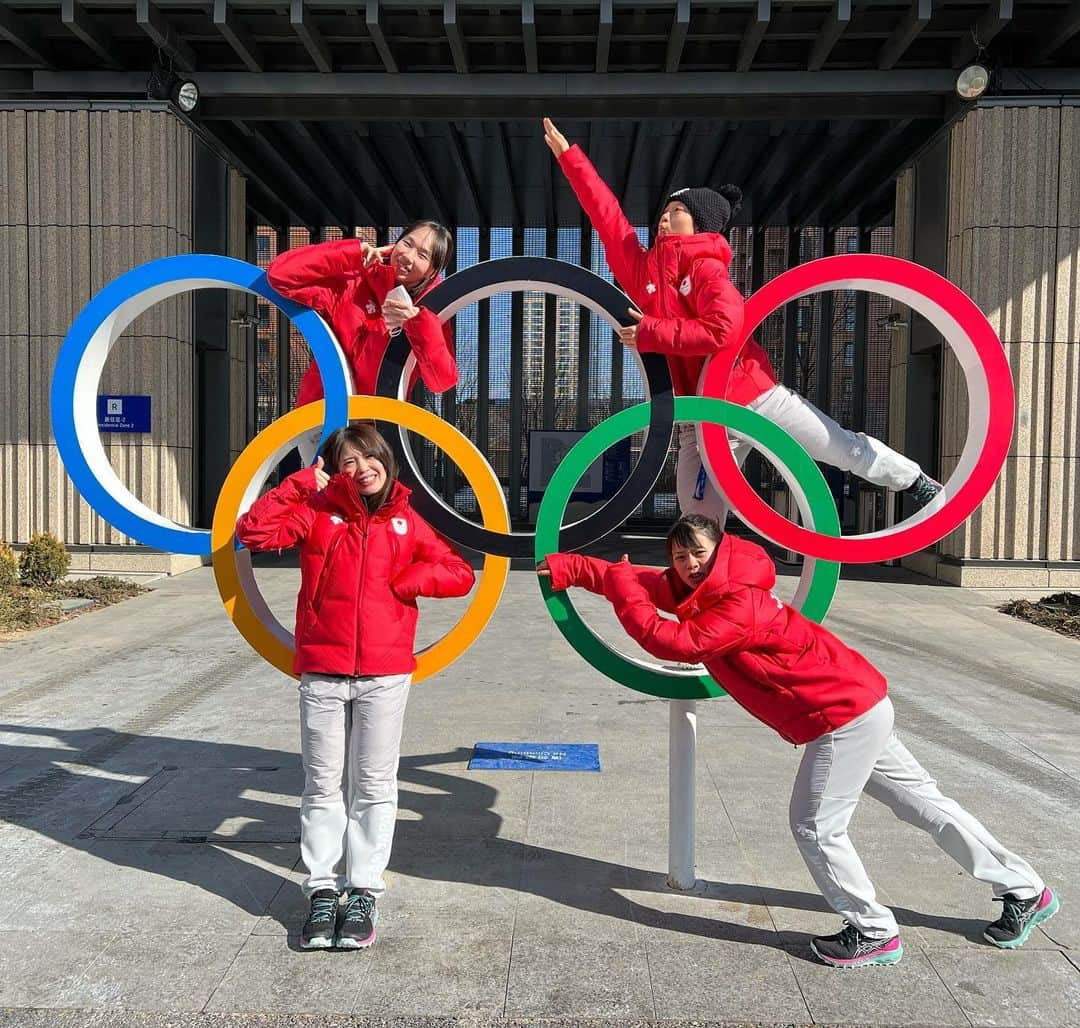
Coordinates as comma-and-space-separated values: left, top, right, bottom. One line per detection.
319, 422, 398, 512
394, 220, 454, 297
666, 513, 724, 556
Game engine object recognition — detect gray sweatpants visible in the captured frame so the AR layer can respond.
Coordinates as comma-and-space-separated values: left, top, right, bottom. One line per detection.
676, 384, 924, 524
789, 696, 1044, 939
298, 672, 411, 898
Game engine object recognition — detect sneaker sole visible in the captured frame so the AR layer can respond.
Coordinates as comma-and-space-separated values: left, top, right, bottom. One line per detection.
335, 927, 376, 950
299, 936, 334, 950
810, 939, 903, 968
983, 892, 1060, 949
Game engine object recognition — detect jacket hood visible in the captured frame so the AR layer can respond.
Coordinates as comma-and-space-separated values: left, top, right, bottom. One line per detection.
670, 535, 776, 612
317, 475, 411, 521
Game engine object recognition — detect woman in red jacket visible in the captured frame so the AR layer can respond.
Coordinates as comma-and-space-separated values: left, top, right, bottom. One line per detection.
236, 423, 474, 951
268, 221, 459, 464
539, 514, 1057, 968
542, 118, 942, 520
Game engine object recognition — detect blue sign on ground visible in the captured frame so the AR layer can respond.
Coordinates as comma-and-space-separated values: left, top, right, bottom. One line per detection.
469, 742, 600, 771
97, 395, 151, 433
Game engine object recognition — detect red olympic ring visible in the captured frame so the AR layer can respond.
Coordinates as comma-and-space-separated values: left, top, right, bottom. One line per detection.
699, 255, 1015, 564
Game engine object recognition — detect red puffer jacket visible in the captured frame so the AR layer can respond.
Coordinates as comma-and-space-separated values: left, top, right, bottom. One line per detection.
545, 537, 886, 745
267, 238, 458, 407
236, 470, 475, 677
557, 145, 777, 405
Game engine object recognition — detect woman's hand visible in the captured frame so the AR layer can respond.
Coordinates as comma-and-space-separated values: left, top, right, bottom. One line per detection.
382, 296, 420, 331
312, 456, 330, 491
618, 308, 644, 348
360, 241, 392, 267
536, 558, 551, 578
543, 117, 570, 158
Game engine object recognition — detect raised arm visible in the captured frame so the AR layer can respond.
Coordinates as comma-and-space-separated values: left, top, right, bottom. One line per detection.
636, 258, 746, 357
544, 118, 648, 298
236, 465, 323, 552
267, 238, 377, 315
391, 515, 475, 600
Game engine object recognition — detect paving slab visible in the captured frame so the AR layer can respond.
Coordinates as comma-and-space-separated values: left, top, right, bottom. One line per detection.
0, 554, 1078, 1025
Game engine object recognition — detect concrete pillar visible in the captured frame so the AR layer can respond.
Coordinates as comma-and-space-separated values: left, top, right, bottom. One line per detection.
894, 102, 1080, 588
0, 103, 248, 576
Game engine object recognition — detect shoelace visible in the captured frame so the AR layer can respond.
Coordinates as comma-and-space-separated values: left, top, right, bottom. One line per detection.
308, 896, 338, 925
342, 892, 375, 924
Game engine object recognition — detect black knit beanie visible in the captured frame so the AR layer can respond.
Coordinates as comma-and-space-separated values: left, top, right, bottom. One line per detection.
665, 184, 744, 234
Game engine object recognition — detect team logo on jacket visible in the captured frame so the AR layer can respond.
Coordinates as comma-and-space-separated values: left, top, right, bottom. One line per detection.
645, 282, 656, 294
365, 301, 377, 315
679, 276, 692, 296
391, 517, 409, 535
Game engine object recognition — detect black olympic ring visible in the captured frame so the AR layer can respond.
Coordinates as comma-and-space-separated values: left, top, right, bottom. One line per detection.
374, 256, 675, 558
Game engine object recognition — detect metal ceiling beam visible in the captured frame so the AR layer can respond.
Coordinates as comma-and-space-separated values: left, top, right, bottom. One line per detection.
807, 0, 850, 71
366, 0, 398, 73
447, 122, 485, 226
32, 69, 965, 100
1029, 0, 1080, 62
135, 0, 196, 71
294, 121, 377, 226
703, 123, 734, 185
214, 0, 262, 72
877, 0, 931, 70
0, 5, 54, 66
825, 119, 941, 228
665, 0, 690, 73
653, 121, 694, 226
952, 0, 1012, 67
807, 120, 912, 226
210, 120, 320, 228
400, 123, 452, 225
443, 0, 468, 73
786, 127, 860, 227
757, 125, 833, 226
736, 0, 770, 72
497, 121, 523, 227
61, 0, 120, 69
290, 0, 332, 73
522, 0, 538, 74
596, 0, 612, 73
253, 122, 344, 226
356, 131, 411, 223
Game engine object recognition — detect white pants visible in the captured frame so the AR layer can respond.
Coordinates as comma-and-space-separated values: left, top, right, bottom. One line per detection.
675, 384, 923, 523
789, 696, 1044, 939
298, 672, 411, 898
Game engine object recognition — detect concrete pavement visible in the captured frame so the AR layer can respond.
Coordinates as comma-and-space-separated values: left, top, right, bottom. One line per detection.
0, 536, 1078, 1026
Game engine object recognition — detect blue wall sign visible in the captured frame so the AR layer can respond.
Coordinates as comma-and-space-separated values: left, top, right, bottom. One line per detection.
468, 742, 600, 771
97, 395, 151, 433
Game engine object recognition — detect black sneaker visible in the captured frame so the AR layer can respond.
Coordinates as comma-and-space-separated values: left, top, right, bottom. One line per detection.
984, 888, 1059, 949
904, 473, 943, 510
336, 888, 378, 949
810, 922, 903, 968
299, 889, 339, 950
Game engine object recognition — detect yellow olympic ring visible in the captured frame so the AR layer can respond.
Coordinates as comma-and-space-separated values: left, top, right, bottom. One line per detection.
211, 396, 511, 683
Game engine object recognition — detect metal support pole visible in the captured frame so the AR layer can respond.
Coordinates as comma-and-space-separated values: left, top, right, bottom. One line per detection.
576, 216, 592, 431
782, 227, 801, 390
815, 228, 835, 412
509, 226, 525, 522
667, 698, 698, 890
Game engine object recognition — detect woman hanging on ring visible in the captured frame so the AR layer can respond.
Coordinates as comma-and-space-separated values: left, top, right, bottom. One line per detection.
542, 118, 942, 523
268, 222, 458, 464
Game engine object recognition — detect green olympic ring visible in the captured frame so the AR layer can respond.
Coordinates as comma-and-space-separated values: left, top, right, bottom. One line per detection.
534, 396, 842, 701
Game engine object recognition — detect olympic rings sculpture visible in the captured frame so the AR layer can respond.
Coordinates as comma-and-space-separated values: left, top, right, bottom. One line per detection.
50, 253, 1012, 698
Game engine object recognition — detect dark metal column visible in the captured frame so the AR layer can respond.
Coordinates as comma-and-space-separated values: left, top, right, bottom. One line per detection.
509, 226, 525, 522
750, 224, 766, 294
543, 225, 558, 428
476, 229, 491, 457
814, 228, 835, 412
576, 218, 592, 430
193, 138, 231, 529
851, 226, 873, 431
782, 228, 801, 389
275, 226, 291, 422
